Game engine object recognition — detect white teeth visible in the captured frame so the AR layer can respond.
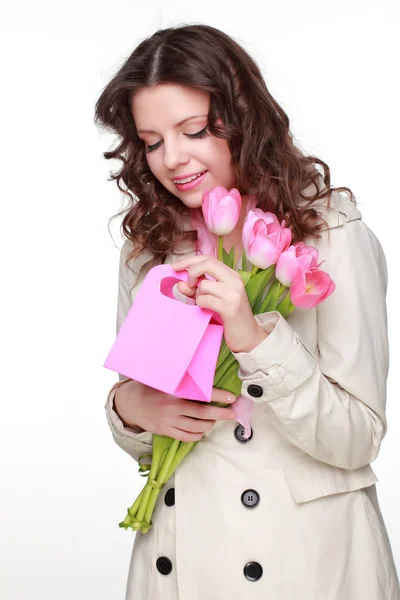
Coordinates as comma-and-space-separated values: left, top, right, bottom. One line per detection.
173, 172, 203, 184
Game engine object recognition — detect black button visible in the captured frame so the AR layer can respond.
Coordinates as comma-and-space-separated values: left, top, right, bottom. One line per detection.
234, 424, 253, 443
156, 556, 173, 575
247, 384, 263, 398
241, 489, 260, 508
164, 487, 175, 506
244, 561, 263, 581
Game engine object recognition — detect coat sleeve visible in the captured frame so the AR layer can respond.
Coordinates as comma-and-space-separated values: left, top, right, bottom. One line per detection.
104, 240, 154, 463
231, 218, 389, 470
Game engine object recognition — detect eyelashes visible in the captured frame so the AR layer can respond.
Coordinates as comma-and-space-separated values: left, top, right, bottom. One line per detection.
144, 126, 209, 154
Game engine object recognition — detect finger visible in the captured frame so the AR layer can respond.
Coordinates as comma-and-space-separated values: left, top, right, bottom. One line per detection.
195, 279, 228, 301
211, 388, 237, 403
172, 256, 209, 287
176, 280, 197, 297
173, 256, 237, 287
195, 293, 226, 315
183, 401, 236, 421
187, 259, 235, 287
172, 255, 212, 270
175, 416, 216, 433
169, 427, 204, 443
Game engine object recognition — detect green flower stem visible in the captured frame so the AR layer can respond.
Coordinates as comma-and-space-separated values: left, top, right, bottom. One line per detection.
218, 236, 223, 262
214, 351, 236, 384
218, 361, 241, 390
164, 440, 200, 481
134, 448, 166, 526
143, 438, 181, 532
216, 337, 230, 370
126, 434, 174, 530
214, 357, 241, 391
119, 487, 146, 529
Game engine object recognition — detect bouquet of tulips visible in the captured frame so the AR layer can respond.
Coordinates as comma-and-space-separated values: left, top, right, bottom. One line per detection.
119, 186, 335, 534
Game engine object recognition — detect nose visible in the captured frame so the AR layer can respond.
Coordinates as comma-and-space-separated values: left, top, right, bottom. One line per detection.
162, 137, 190, 171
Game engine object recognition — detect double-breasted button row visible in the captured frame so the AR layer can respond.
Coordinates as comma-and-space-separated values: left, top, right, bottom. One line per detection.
156, 556, 263, 581
161, 487, 262, 580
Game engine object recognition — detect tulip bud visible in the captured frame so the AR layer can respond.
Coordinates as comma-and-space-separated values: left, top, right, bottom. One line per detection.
202, 186, 242, 235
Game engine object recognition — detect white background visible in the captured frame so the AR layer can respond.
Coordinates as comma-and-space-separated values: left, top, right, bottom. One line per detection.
1, 1, 399, 598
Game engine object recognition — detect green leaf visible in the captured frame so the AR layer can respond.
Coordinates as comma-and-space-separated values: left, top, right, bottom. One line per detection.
245, 265, 275, 309
215, 358, 242, 396
216, 336, 231, 370
237, 269, 252, 286
222, 247, 232, 267
241, 248, 247, 270
276, 291, 295, 319
229, 245, 235, 266
258, 280, 285, 314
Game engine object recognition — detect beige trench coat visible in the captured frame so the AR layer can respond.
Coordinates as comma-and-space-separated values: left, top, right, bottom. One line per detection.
105, 190, 400, 599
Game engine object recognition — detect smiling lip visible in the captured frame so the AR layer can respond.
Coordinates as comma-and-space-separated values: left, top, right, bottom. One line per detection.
173, 171, 207, 191
171, 171, 205, 182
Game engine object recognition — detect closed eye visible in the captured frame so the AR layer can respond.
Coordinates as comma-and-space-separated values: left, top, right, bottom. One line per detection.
144, 126, 209, 153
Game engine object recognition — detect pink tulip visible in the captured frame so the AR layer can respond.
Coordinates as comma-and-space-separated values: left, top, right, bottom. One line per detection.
242, 209, 292, 269
202, 186, 242, 235
275, 242, 319, 286
290, 267, 336, 308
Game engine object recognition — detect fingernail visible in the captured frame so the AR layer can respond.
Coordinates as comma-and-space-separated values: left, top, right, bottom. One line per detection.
226, 395, 234, 403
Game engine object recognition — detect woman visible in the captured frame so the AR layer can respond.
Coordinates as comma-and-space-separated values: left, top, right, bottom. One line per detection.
95, 23, 400, 600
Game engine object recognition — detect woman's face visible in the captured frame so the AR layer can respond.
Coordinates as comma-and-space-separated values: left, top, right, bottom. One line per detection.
131, 84, 237, 209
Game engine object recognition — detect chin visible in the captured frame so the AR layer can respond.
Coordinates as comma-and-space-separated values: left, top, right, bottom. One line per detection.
174, 194, 204, 209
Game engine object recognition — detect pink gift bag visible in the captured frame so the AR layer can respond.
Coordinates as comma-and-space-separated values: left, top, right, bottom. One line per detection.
103, 264, 224, 402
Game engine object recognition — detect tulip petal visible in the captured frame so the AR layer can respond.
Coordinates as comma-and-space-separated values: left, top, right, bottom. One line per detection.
231, 395, 255, 439
290, 268, 336, 308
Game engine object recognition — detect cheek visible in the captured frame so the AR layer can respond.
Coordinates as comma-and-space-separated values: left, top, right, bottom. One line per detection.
207, 137, 232, 166
145, 154, 162, 178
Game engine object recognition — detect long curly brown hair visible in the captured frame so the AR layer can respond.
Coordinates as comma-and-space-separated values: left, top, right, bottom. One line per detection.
94, 23, 355, 266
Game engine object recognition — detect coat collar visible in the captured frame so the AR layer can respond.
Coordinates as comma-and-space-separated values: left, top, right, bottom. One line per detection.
318, 192, 362, 230
297, 175, 362, 231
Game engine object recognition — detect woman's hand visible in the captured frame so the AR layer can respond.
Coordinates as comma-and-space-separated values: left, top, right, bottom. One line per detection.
172, 255, 268, 353
114, 380, 238, 442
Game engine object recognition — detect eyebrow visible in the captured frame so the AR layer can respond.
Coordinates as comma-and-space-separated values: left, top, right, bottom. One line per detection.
137, 114, 207, 134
